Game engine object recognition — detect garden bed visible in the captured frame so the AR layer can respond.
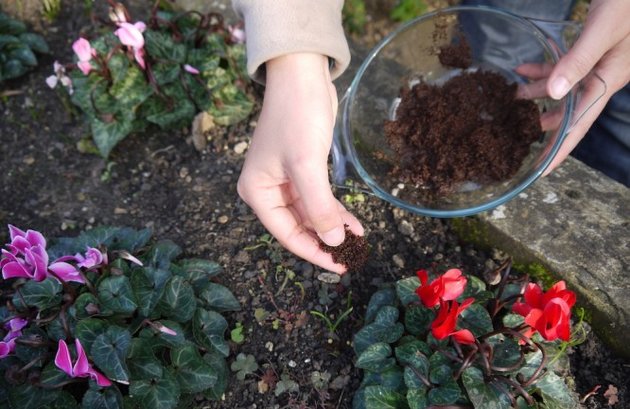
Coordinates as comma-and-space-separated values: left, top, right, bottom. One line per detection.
0, 1, 628, 408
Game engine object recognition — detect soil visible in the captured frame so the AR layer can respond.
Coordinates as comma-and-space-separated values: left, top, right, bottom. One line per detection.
0, 2, 628, 409
384, 37, 542, 195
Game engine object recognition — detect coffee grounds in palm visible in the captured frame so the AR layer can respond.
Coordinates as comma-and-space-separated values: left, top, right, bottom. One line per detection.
383, 35, 542, 195
319, 225, 369, 272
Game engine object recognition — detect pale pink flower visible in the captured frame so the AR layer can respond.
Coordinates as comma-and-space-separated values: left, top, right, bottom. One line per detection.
184, 64, 200, 75
114, 22, 145, 49
228, 24, 246, 44
72, 38, 94, 75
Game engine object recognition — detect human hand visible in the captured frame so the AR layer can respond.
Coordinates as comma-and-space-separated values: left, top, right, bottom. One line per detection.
237, 53, 364, 274
516, 0, 630, 174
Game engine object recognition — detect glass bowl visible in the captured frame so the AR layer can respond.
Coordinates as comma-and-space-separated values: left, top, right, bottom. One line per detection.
333, 6, 582, 217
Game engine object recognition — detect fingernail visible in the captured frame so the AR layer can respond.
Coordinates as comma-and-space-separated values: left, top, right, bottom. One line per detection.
319, 226, 345, 246
550, 76, 571, 100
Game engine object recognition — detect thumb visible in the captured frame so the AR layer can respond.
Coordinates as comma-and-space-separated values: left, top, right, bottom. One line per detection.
290, 160, 346, 246
547, 4, 620, 100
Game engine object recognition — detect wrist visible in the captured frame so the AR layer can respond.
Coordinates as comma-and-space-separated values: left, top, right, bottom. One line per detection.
265, 53, 331, 86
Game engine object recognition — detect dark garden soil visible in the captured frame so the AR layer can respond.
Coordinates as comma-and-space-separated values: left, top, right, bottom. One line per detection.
1, 2, 628, 409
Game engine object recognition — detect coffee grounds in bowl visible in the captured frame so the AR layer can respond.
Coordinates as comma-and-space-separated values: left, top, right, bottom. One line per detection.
384, 69, 542, 196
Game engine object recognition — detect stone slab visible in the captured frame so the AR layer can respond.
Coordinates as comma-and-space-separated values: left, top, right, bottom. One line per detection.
456, 157, 629, 358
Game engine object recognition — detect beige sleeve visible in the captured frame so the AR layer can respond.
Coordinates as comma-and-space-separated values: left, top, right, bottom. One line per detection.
232, 0, 350, 83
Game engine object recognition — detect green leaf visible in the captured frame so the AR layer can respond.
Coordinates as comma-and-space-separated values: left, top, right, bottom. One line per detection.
14, 326, 47, 365
193, 308, 229, 357
144, 30, 186, 63
174, 258, 222, 290
365, 288, 397, 323
0, 15, 26, 35
9, 45, 37, 66
18, 33, 49, 54
73, 292, 103, 319
171, 344, 218, 393
128, 339, 163, 380
395, 340, 430, 377
145, 240, 182, 269
13, 277, 62, 310
230, 353, 258, 381
403, 367, 426, 389
0, 34, 20, 48
364, 385, 407, 409
91, 325, 132, 384
396, 276, 421, 305
356, 342, 394, 372
158, 276, 197, 322
459, 302, 494, 337
427, 380, 461, 406
51, 391, 78, 409
47, 313, 77, 341
208, 87, 253, 126
203, 352, 229, 400
97, 275, 138, 314
40, 362, 72, 387
75, 318, 108, 353
152, 61, 181, 85
462, 367, 512, 409
428, 352, 453, 385
2, 58, 26, 80
110, 65, 153, 108
90, 111, 136, 158
138, 321, 187, 348
143, 83, 196, 129
403, 304, 434, 337
360, 367, 404, 391
8, 384, 59, 409
407, 387, 428, 409
81, 385, 124, 409
197, 282, 241, 312
487, 334, 522, 370
129, 370, 180, 409
131, 267, 172, 317
532, 372, 579, 409
353, 306, 404, 355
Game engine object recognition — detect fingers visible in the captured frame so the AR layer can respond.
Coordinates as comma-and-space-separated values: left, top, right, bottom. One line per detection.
547, 1, 628, 99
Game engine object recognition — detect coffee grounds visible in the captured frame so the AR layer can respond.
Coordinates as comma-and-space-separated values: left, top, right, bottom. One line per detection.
438, 36, 472, 69
384, 39, 542, 195
319, 225, 370, 272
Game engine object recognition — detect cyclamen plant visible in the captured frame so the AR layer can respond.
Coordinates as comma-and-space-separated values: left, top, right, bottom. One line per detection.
352, 261, 580, 409
0, 225, 240, 409
48, 0, 252, 157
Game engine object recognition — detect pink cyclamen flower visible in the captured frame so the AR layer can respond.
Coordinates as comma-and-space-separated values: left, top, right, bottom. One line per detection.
415, 268, 467, 308
74, 247, 108, 269
72, 38, 95, 75
0, 318, 29, 359
228, 24, 246, 44
183, 64, 200, 75
114, 22, 146, 69
55, 339, 112, 387
1, 225, 84, 283
115, 22, 145, 48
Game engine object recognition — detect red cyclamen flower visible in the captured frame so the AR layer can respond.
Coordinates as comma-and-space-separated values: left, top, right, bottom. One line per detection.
431, 298, 476, 344
415, 268, 467, 308
512, 281, 576, 342
54, 339, 112, 387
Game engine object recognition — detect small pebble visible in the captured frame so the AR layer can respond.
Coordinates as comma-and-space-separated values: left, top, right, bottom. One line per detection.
317, 272, 341, 284
234, 141, 248, 154
218, 215, 229, 224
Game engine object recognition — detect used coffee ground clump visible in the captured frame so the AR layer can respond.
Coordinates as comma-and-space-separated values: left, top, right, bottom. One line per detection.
384, 37, 542, 195
319, 225, 369, 272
